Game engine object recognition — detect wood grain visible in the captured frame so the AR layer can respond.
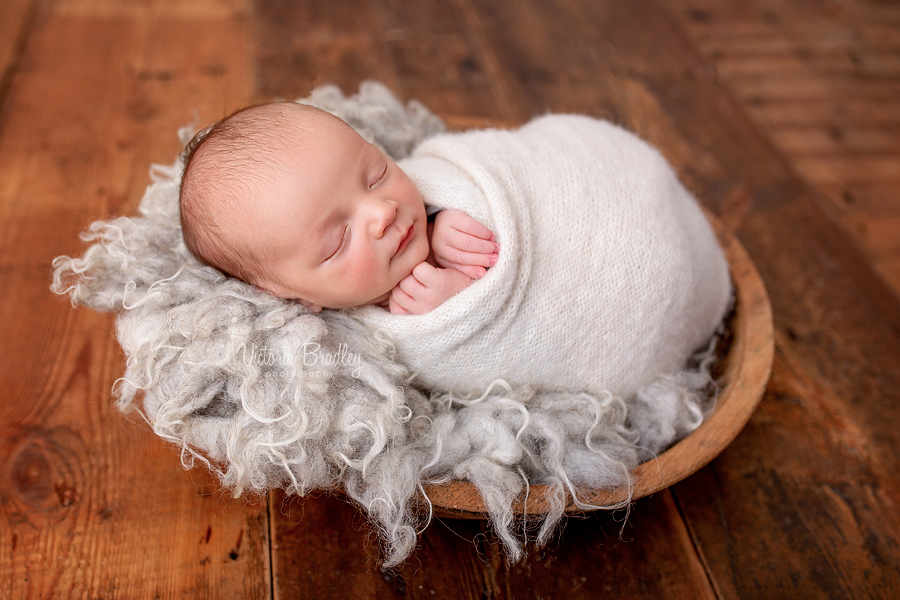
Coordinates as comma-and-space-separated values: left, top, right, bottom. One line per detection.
254, 0, 514, 119
3, 0, 900, 597
0, 0, 36, 88
670, 0, 900, 299
0, 1, 267, 598
270, 490, 718, 600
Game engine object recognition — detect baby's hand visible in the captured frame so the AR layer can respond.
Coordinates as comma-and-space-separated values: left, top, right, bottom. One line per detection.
389, 262, 473, 315
430, 210, 499, 280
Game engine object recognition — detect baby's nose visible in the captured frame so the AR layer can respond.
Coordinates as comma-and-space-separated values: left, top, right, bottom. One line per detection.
368, 198, 398, 237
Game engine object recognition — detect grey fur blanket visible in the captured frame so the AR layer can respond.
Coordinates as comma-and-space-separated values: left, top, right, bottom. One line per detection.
51, 81, 723, 566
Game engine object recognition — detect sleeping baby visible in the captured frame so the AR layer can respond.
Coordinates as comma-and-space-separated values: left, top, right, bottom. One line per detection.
179, 101, 732, 401
179, 102, 499, 315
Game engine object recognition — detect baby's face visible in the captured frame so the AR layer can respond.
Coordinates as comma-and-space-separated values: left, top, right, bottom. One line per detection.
247, 109, 429, 309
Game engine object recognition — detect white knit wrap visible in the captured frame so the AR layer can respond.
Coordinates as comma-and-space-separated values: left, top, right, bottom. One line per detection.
356, 115, 731, 399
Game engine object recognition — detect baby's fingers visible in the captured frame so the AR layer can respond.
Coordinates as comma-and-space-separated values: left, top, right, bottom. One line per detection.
448, 264, 488, 280
389, 282, 419, 314
450, 234, 500, 257
389, 263, 475, 314
388, 293, 412, 315
388, 266, 440, 315
438, 209, 496, 241
397, 269, 429, 297
436, 244, 499, 270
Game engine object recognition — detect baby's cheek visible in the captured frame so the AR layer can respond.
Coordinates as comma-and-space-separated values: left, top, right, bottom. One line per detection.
414, 227, 431, 262
347, 251, 392, 296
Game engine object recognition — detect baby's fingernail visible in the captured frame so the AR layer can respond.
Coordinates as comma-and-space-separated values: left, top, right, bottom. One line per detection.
494, 243, 500, 253
489, 256, 498, 267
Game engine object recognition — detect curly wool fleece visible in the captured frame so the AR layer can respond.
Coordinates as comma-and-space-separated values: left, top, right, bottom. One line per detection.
51, 81, 724, 567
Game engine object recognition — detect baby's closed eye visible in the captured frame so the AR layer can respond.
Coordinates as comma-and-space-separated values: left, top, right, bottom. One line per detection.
369, 162, 388, 189
326, 225, 349, 261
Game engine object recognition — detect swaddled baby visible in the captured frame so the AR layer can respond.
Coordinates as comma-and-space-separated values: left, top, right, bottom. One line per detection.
180, 102, 732, 400
180, 102, 499, 315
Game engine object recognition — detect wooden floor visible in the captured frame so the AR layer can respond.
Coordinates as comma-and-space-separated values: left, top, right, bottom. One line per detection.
1, 0, 898, 597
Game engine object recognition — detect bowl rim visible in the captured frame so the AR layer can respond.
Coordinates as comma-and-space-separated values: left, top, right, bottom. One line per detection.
421, 214, 775, 519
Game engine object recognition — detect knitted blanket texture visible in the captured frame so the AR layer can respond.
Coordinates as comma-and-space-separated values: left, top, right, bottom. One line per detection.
358, 115, 732, 399
51, 81, 730, 566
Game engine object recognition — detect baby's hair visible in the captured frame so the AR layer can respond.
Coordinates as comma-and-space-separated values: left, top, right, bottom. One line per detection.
179, 102, 318, 289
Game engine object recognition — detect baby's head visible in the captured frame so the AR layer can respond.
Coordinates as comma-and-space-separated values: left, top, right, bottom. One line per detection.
180, 103, 429, 312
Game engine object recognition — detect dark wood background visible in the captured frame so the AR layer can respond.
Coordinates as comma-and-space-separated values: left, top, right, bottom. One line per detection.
1, 0, 898, 597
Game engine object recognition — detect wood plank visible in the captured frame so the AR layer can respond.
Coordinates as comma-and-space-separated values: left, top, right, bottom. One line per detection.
0, 1, 268, 598
792, 154, 900, 184
254, 0, 510, 119
254, 0, 396, 101
728, 75, 899, 101
644, 3, 900, 598
270, 493, 500, 600
0, 0, 35, 86
714, 54, 900, 79
674, 350, 900, 599
747, 98, 900, 128
502, 492, 717, 600
270, 491, 717, 599
669, 0, 900, 301
677, 3, 900, 49
770, 126, 900, 155
818, 182, 900, 216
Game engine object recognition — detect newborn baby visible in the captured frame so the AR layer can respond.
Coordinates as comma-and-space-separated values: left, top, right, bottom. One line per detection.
179, 102, 499, 315
181, 100, 731, 400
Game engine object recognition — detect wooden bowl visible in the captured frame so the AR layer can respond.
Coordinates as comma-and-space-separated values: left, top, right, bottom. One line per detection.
420, 212, 774, 519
